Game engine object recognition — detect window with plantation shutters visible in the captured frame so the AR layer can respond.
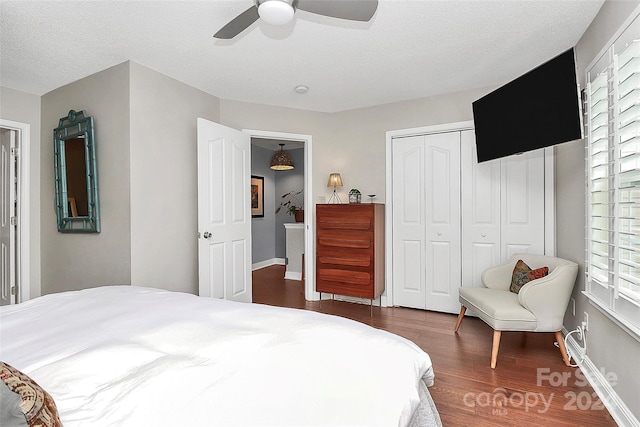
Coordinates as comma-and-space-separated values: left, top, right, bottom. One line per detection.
617, 40, 640, 304
585, 11, 640, 339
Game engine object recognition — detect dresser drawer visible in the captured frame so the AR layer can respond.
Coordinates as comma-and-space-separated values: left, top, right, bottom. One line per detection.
318, 268, 370, 285
316, 268, 374, 298
317, 234, 372, 249
317, 215, 373, 231
317, 251, 371, 268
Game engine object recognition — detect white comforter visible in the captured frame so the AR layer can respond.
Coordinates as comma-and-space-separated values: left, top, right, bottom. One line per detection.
0, 286, 434, 426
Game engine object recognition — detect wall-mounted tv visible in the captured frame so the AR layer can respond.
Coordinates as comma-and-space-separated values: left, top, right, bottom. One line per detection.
472, 48, 582, 163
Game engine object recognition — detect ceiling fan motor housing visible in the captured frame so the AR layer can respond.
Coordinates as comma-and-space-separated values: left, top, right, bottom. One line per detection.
257, 0, 295, 25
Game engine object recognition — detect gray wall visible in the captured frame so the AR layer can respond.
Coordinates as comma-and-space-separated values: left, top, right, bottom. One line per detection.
251, 145, 276, 264
129, 62, 220, 294
560, 0, 640, 418
220, 88, 489, 204
40, 62, 132, 294
38, 61, 221, 296
0, 87, 42, 298
274, 147, 304, 259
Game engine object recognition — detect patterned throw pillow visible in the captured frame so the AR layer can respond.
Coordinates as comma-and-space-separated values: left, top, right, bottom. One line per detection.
0, 361, 62, 427
509, 259, 549, 294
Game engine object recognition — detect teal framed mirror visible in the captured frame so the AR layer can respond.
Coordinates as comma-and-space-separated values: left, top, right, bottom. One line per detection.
54, 110, 100, 233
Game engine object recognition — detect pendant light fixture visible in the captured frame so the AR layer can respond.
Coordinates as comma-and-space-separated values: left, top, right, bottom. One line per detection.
270, 143, 294, 170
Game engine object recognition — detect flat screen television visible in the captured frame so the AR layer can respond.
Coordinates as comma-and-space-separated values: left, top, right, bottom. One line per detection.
472, 48, 582, 163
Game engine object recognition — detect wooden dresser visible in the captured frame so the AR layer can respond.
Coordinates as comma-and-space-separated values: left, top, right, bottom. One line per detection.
316, 204, 384, 300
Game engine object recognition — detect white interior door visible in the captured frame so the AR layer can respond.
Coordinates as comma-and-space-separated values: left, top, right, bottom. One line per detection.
461, 134, 546, 286
392, 136, 426, 309
423, 132, 461, 313
197, 118, 252, 303
1, 129, 16, 305
500, 150, 546, 258
392, 132, 461, 313
461, 130, 501, 288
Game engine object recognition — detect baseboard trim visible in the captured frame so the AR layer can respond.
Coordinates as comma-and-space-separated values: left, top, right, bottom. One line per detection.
252, 258, 285, 271
284, 272, 302, 281
563, 327, 639, 427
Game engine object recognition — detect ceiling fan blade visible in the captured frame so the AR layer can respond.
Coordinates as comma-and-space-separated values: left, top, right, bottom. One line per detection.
296, 0, 378, 22
214, 5, 260, 39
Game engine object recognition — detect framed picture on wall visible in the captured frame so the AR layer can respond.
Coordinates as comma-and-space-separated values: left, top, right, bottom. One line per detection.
251, 175, 264, 218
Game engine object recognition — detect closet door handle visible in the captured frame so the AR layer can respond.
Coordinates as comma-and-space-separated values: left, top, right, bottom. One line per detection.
203, 231, 212, 239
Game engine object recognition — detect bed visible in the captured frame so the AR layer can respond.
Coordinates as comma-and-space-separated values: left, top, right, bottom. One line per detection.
0, 286, 441, 426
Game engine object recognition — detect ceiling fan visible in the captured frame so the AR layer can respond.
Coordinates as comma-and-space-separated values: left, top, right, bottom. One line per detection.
214, 0, 378, 39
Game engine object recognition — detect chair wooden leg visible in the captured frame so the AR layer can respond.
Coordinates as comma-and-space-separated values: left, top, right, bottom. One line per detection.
491, 330, 501, 369
454, 306, 466, 332
555, 331, 571, 366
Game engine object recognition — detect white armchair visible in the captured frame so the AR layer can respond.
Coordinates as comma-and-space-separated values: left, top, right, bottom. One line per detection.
454, 254, 579, 368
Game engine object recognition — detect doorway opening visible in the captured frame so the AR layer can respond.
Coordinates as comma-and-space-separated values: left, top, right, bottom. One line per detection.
0, 119, 31, 305
245, 129, 315, 301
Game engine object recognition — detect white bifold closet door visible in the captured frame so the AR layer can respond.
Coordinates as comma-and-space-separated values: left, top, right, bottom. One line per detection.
460, 132, 546, 287
392, 129, 545, 313
461, 132, 546, 289
392, 131, 461, 313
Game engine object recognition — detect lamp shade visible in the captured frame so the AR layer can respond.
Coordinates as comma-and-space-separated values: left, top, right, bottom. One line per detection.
327, 173, 343, 188
270, 143, 294, 170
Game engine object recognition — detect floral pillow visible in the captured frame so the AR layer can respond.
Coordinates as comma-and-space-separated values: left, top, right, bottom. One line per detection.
0, 361, 62, 427
509, 259, 549, 294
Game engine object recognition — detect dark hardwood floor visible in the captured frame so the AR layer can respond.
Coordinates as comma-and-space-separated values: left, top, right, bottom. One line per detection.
253, 265, 617, 426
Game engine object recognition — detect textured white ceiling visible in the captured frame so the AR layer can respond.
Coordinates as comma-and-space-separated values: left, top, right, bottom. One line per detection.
0, 0, 604, 113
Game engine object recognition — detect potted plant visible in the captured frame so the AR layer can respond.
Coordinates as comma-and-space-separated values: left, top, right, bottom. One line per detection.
349, 188, 361, 204
276, 189, 304, 222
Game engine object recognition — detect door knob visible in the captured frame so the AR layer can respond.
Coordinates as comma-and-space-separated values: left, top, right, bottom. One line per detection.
203, 231, 212, 239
